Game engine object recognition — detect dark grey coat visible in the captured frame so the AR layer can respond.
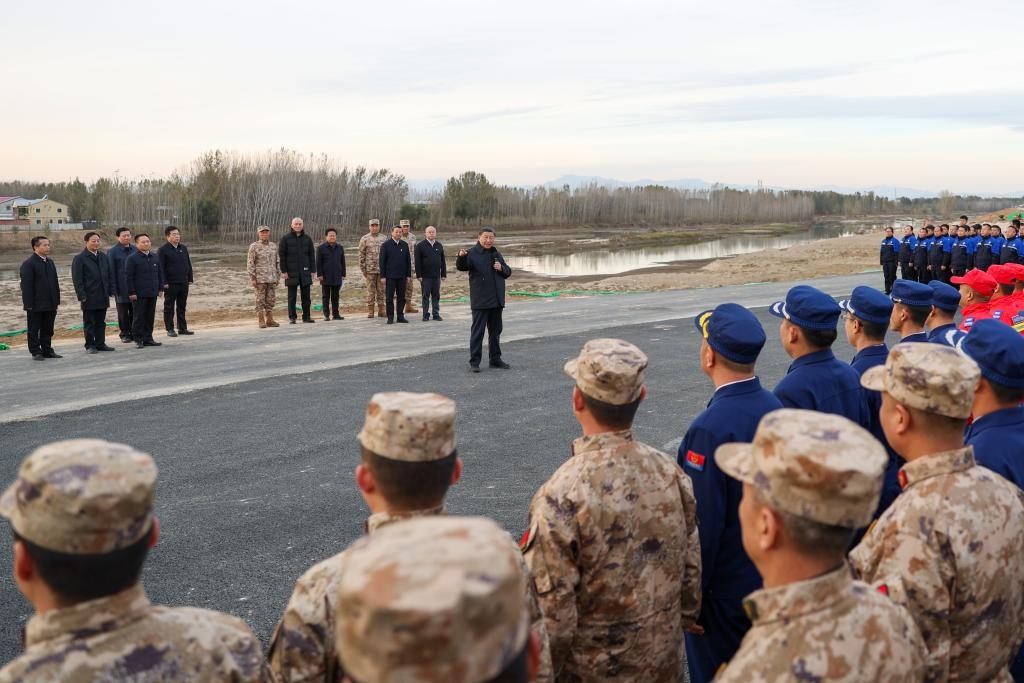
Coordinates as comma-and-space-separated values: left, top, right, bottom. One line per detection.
71, 249, 114, 309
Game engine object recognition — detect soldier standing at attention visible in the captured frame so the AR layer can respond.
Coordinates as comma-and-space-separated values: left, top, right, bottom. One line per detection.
247, 225, 280, 328
357, 219, 386, 318
400, 219, 419, 315
999, 224, 1021, 264
974, 224, 996, 272
278, 217, 316, 324
678, 304, 782, 683
949, 224, 975, 278
879, 226, 899, 294
951, 268, 997, 332
888, 279, 932, 343
712, 410, 926, 682
768, 285, 868, 427
912, 226, 931, 283
0, 439, 272, 682
334, 517, 542, 683
898, 225, 918, 282
924, 281, 965, 347
268, 391, 552, 682
523, 338, 701, 682
851, 343, 1024, 682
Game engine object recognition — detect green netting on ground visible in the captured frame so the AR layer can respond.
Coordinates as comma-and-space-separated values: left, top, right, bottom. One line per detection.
0, 321, 119, 338
507, 289, 630, 298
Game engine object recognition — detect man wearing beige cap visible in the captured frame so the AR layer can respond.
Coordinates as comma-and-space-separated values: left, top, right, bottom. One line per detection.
247, 225, 281, 328
713, 409, 926, 682
850, 343, 1024, 682
400, 219, 419, 315
335, 516, 541, 683
357, 218, 387, 317
269, 391, 552, 682
523, 338, 701, 681
0, 439, 272, 682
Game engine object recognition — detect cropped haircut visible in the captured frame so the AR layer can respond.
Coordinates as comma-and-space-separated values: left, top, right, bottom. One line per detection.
907, 405, 967, 435
752, 488, 854, 557
115, 226, 132, 236
579, 392, 642, 430
716, 355, 756, 374
796, 325, 838, 349
13, 527, 151, 604
361, 447, 457, 510
897, 303, 930, 328
134, 233, 150, 243
83, 231, 99, 242
30, 235, 48, 248
987, 378, 1024, 405
164, 225, 179, 236
325, 228, 337, 236
853, 316, 888, 341
478, 227, 495, 235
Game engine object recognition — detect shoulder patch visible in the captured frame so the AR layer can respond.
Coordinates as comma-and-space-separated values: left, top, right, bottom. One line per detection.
519, 521, 538, 554
684, 450, 706, 472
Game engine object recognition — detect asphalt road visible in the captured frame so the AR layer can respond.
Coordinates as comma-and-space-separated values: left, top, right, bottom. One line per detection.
0, 272, 881, 662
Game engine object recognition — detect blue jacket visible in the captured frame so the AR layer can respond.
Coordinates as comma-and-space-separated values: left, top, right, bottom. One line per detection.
975, 237, 997, 270
124, 250, 164, 298
912, 236, 931, 272
950, 237, 974, 271
900, 331, 929, 344
774, 349, 869, 428
879, 236, 898, 264
378, 238, 411, 279
107, 243, 137, 304
850, 344, 902, 519
999, 237, 1022, 265
898, 235, 916, 264
927, 323, 965, 347
965, 407, 1024, 489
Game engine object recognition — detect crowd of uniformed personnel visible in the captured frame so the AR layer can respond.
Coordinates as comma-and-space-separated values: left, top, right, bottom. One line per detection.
6, 220, 1024, 682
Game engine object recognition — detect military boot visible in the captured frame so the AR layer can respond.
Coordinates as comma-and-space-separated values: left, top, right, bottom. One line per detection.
377, 304, 386, 318
258, 310, 267, 329
265, 311, 280, 327
405, 300, 418, 314
368, 304, 375, 318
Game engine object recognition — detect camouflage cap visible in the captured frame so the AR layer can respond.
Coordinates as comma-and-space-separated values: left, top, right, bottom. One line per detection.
716, 409, 886, 528
564, 338, 647, 406
357, 392, 456, 462
335, 516, 530, 683
399, 219, 411, 227
861, 342, 979, 419
369, 219, 380, 226
257, 225, 270, 234
0, 439, 157, 554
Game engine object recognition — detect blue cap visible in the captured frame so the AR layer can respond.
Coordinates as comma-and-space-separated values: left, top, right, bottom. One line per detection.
838, 286, 893, 326
928, 281, 961, 313
961, 319, 1024, 388
890, 279, 933, 308
768, 285, 840, 331
694, 303, 766, 364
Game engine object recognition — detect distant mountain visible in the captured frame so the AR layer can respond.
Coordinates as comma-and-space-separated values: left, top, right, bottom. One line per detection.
543, 175, 725, 191
812, 184, 937, 199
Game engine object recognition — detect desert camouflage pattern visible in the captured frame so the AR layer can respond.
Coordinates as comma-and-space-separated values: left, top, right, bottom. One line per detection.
523, 429, 701, 682
357, 391, 456, 462
563, 338, 647, 406
716, 409, 887, 528
849, 446, 1024, 682
247, 239, 281, 284
335, 516, 529, 683
0, 585, 272, 683
403, 231, 417, 276
268, 507, 553, 683
254, 283, 276, 314
0, 439, 156, 555
357, 231, 386, 275
715, 565, 927, 683
861, 342, 980, 419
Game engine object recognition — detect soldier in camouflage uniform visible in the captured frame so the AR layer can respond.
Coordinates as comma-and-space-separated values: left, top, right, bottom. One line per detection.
713, 409, 927, 682
851, 343, 1024, 682
0, 439, 272, 682
247, 225, 281, 328
522, 338, 702, 682
357, 219, 387, 317
268, 391, 553, 682
400, 219, 419, 314
335, 516, 541, 682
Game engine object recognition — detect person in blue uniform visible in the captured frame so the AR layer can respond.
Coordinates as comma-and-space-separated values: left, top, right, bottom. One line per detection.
839, 286, 901, 523
897, 225, 917, 282
949, 225, 975, 278
678, 303, 782, 683
879, 227, 899, 294
974, 224, 996, 272
769, 285, 869, 427
925, 281, 965, 347
888, 279, 931, 343
912, 226, 931, 283
960, 318, 1024, 681
999, 224, 1021, 264
925, 228, 949, 283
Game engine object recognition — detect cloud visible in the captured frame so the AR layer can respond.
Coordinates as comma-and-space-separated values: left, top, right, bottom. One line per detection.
437, 106, 555, 127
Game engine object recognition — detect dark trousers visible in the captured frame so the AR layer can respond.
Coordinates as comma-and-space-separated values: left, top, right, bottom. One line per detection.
950, 265, 968, 278
116, 302, 134, 339
927, 266, 944, 283
421, 277, 441, 318
385, 278, 407, 321
163, 282, 189, 331
469, 307, 503, 365
287, 283, 312, 320
26, 310, 57, 356
882, 262, 897, 294
321, 284, 340, 317
132, 297, 157, 342
899, 263, 917, 282
82, 307, 108, 349
684, 598, 751, 683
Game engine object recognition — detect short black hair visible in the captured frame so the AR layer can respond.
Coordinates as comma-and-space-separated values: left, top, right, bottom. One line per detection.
325, 228, 337, 236
362, 448, 456, 510
580, 392, 642, 429
115, 226, 132, 237
960, 215, 968, 221
796, 325, 838, 349
83, 231, 99, 242
988, 378, 1024, 405
164, 225, 179, 237
13, 527, 151, 604
717, 355, 755, 374
853, 316, 888, 341
478, 227, 495, 236
31, 236, 48, 248
134, 233, 150, 242
900, 304, 930, 327
1014, 219, 1022, 228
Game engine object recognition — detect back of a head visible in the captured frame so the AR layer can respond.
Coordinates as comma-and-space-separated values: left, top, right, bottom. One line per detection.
335, 516, 530, 683
961, 320, 1024, 406
564, 338, 648, 429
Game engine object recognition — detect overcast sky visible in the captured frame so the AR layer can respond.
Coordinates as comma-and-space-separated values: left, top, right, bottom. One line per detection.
5, 0, 1023, 192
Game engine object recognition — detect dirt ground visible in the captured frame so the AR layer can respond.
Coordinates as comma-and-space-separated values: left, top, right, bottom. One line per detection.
0, 228, 884, 348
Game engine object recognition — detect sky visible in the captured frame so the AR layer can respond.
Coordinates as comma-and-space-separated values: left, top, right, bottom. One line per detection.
4, 0, 1023, 193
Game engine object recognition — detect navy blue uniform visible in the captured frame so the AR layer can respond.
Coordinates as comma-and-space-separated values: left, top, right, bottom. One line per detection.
927, 237, 949, 282
880, 236, 899, 294
999, 236, 1022, 265
900, 331, 928, 343
850, 344, 902, 522
679, 377, 781, 682
927, 323, 965, 347
898, 234, 917, 281
773, 349, 870, 428
949, 236, 974, 277
966, 407, 1024, 488
975, 236, 996, 271
912, 236, 931, 283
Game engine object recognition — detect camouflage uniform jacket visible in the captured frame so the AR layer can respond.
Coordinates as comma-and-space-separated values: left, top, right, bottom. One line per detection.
403, 233, 417, 276
247, 240, 281, 284
849, 446, 1024, 683
357, 233, 386, 275
268, 506, 554, 683
0, 584, 272, 682
523, 429, 701, 682
715, 565, 926, 682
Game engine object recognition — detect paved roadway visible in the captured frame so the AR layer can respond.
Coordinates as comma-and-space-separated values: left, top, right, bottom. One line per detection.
0, 272, 880, 662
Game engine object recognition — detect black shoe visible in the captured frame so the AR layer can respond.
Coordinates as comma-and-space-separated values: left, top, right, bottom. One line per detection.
289, 318, 297, 324
143, 340, 162, 347
32, 354, 45, 361
87, 347, 98, 354
324, 315, 331, 321
166, 329, 178, 337
489, 360, 511, 369
333, 314, 344, 320
178, 329, 194, 336
470, 364, 481, 373
396, 317, 409, 323
42, 351, 63, 359
386, 319, 394, 325
136, 342, 146, 349
120, 335, 132, 343
433, 315, 443, 321
96, 345, 116, 352
423, 315, 430, 321
302, 318, 315, 323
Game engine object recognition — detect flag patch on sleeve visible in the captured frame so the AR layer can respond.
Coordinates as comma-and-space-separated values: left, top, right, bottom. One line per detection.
684, 451, 706, 472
